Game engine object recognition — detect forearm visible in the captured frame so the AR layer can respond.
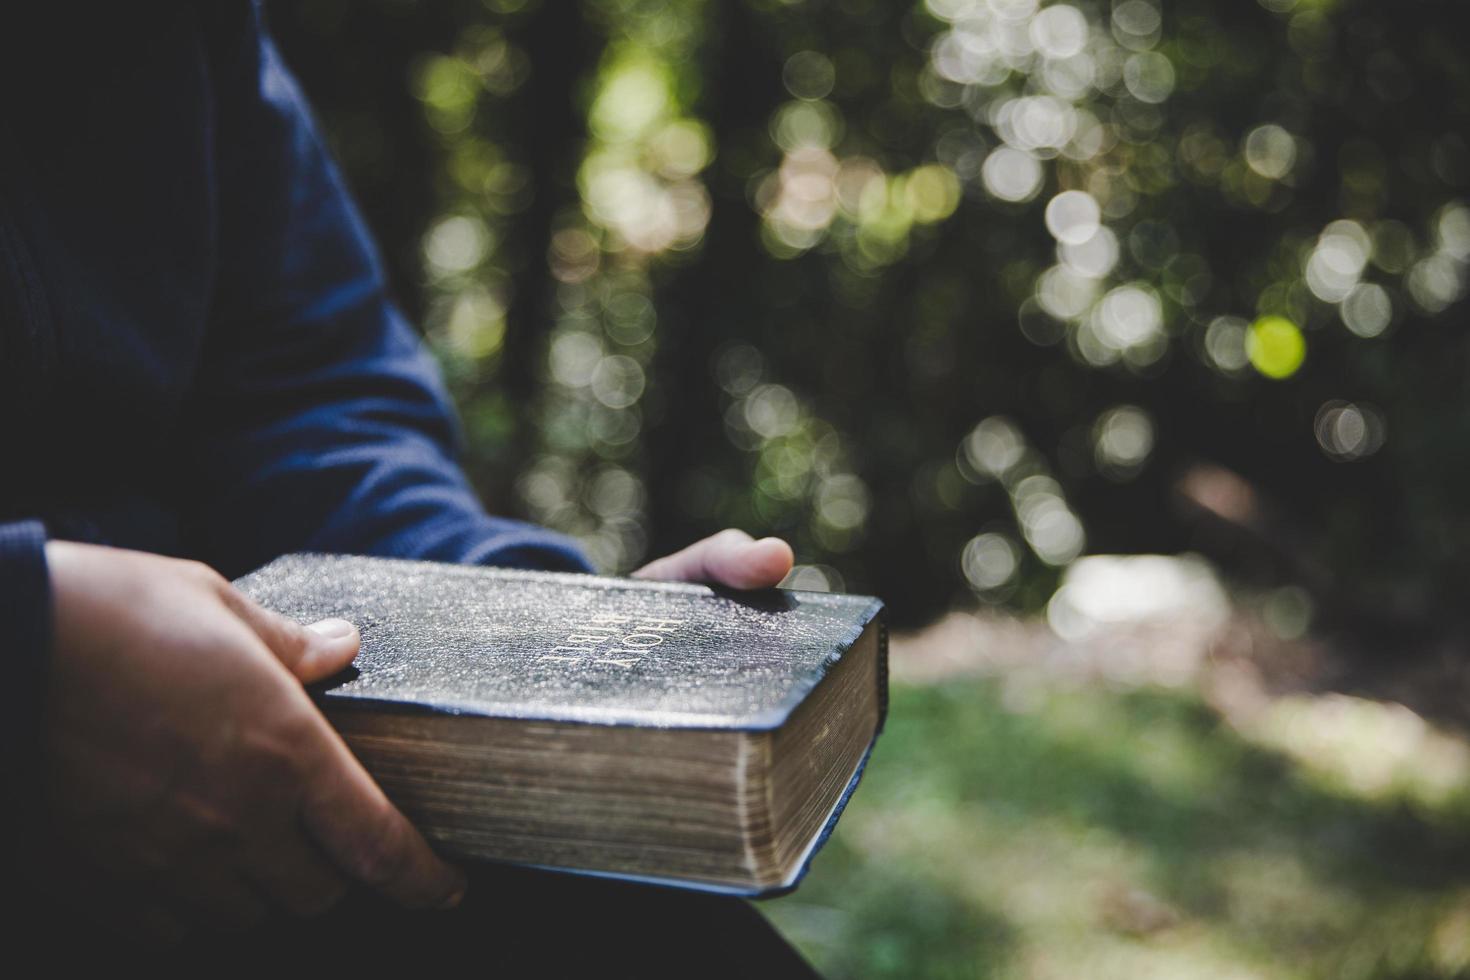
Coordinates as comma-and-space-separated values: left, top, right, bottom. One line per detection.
189, 421, 594, 576
182, 307, 592, 577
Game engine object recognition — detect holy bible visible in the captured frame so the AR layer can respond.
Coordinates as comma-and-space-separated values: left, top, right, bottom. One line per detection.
235, 553, 887, 896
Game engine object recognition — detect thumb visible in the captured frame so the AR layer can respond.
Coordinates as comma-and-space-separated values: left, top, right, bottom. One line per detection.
218, 586, 361, 683
296, 618, 362, 683
632, 529, 795, 589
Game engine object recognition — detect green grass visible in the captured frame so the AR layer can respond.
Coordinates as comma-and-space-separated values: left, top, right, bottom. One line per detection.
762, 680, 1470, 979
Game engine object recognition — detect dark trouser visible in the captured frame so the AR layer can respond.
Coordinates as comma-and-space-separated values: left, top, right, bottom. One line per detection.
16, 862, 821, 978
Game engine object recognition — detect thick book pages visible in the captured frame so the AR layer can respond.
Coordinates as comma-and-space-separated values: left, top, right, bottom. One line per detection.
235, 553, 887, 896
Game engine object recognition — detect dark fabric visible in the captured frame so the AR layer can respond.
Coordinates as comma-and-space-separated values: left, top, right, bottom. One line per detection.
218, 864, 820, 977
13, 864, 821, 978
0, 4, 812, 974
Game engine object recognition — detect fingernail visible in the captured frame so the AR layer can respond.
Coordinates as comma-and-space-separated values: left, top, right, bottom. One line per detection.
307, 618, 356, 640
440, 879, 468, 910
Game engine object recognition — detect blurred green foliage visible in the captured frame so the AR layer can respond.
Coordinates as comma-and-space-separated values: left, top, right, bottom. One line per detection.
270, 0, 1470, 630
269, 6, 1470, 972
764, 679, 1470, 979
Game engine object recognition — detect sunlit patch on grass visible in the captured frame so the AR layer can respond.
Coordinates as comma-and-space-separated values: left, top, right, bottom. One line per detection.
764, 679, 1470, 979
1233, 693, 1470, 814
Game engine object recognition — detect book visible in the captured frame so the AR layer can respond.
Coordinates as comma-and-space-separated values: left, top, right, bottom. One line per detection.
234, 553, 887, 896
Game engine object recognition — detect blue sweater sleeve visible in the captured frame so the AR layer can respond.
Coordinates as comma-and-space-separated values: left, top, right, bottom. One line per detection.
0, 520, 51, 808
181, 8, 592, 579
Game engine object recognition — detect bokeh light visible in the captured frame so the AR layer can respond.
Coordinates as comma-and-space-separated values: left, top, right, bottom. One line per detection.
279, 0, 1470, 971
1246, 315, 1306, 379
1314, 400, 1386, 461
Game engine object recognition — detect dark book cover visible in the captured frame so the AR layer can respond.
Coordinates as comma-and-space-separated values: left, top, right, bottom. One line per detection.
234, 553, 888, 894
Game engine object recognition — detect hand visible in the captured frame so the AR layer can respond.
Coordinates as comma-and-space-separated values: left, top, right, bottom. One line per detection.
36, 542, 465, 944
631, 528, 794, 588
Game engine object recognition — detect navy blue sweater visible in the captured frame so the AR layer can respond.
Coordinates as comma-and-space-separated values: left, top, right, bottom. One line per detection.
0, 6, 592, 791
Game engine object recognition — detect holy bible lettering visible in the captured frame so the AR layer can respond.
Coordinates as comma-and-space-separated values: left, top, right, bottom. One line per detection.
542, 614, 687, 669
236, 553, 886, 895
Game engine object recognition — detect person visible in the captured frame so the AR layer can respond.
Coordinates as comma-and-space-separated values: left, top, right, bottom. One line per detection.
1, 4, 815, 974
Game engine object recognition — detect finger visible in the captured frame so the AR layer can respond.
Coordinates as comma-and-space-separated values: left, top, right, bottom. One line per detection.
632, 529, 795, 589
243, 832, 350, 918
218, 586, 360, 683
298, 718, 466, 911
631, 528, 751, 583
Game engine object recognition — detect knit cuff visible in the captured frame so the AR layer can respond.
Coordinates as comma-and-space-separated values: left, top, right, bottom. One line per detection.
464, 518, 598, 575
0, 520, 51, 801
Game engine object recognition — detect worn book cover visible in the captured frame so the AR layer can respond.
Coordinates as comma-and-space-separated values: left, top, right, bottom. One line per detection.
236, 553, 887, 895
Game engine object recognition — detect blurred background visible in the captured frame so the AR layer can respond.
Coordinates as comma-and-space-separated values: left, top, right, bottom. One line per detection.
270, 0, 1470, 975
